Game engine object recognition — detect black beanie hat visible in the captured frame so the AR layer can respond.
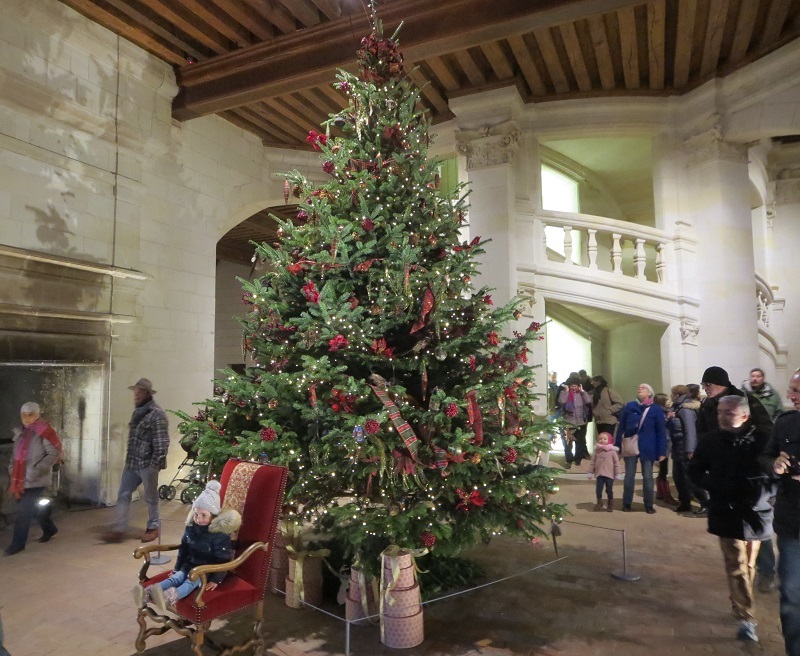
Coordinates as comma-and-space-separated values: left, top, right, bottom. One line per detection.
701, 366, 730, 387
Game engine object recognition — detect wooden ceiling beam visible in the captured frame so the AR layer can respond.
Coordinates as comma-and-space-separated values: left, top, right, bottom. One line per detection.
481, 41, 515, 80
315, 83, 349, 110
283, 91, 331, 127
759, 0, 792, 49
454, 48, 486, 86
616, 6, 639, 89
254, 100, 311, 141
647, 0, 666, 89
559, 22, 592, 91
210, 0, 277, 42
587, 15, 616, 90
250, 0, 297, 34
135, 0, 230, 52
425, 56, 462, 91
700, 0, 730, 77
534, 27, 570, 94
274, 0, 321, 27
728, 0, 759, 63
295, 89, 329, 116
507, 34, 547, 96
673, 0, 697, 88
173, 0, 645, 119
406, 68, 450, 113
58, 0, 190, 65
308, 0, 341, 21
181, 0, 253, 47
100, 0, 207, 61
234, 106, 298, 143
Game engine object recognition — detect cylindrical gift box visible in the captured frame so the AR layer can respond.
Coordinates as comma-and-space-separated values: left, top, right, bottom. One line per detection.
269, 532, 289, 595
382, 582, 421, 619
383, 562, 415, 589
381, 608, 424, 649
268, 564, 286, 593
271, 532, 289, 568
285, 555, 323, 607
346, 566, 377, 625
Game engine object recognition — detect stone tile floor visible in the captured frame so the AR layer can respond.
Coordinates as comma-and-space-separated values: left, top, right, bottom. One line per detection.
0, 458, 784, 655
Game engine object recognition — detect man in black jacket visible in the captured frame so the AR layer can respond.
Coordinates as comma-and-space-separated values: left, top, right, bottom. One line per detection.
759, 369, 800, 656
689, 395, 773, 643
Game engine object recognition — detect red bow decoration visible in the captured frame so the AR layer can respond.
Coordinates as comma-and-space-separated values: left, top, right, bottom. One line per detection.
453, 236, 481, 252
330, 389, 357, 413
393, 448, 416, 475
371, 338, 394, 359
354, 259, 381, 272
456, 488, 485, 512
410, 287, 435, 334
466, 390, 484, 445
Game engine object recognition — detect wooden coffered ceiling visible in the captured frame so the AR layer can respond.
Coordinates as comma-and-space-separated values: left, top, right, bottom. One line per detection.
57, 0, 800, 264
61, 0, 800, 149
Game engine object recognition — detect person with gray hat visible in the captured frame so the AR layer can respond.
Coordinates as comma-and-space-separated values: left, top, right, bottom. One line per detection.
102, 378, 169, 543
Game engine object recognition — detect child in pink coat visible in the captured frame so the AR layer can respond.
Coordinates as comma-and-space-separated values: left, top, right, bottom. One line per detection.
588, 432, 622, 511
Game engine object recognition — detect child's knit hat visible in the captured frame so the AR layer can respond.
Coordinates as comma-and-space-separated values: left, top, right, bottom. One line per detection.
192, 479, 221, 515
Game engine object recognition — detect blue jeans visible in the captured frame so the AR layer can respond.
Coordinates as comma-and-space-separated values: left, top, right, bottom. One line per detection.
778, 535, 800, 656
622, 456, 655, 509
111, 466, 160, 532
157, 570, 202, 601
757, 537, 776, 580
8, 487, 57, 551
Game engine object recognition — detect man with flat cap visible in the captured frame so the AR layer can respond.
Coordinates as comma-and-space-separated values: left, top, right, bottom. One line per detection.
102, 378, 169, 543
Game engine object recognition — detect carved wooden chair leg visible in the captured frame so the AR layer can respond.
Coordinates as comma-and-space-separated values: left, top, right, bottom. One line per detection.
190, 621, 210, 656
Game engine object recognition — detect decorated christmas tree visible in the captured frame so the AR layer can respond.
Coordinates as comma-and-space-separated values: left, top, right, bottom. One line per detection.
176, 16, 562, 577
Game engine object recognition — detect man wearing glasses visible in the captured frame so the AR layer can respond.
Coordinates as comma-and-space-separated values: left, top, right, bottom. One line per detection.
760, 369, 800, 656
692, 367, 774, 520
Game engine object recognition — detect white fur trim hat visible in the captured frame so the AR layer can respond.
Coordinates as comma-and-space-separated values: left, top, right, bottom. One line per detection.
192, 479, 221, 515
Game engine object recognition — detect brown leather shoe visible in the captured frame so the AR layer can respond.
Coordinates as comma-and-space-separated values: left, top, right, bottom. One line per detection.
101, 531, 125, 543
141, 528, 159, 543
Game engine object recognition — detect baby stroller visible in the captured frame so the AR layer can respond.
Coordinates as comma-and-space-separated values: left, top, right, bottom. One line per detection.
158, 431, 210, 504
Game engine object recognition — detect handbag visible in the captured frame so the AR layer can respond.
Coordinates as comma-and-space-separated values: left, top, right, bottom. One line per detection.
621, 406, 650, 458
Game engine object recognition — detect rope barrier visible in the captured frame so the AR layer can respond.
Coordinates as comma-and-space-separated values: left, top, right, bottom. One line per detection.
274, 555, 567, 656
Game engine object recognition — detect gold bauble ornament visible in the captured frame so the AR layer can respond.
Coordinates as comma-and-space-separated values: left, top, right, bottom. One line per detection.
471, 453, 482, 464
268, 399, 278, 410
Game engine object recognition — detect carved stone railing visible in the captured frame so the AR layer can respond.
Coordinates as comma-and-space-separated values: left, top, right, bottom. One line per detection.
756, 273, 785, 336
530, 210, 670, 284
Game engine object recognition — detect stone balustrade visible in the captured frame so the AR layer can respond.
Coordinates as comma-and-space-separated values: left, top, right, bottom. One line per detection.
532, 210, 669, 284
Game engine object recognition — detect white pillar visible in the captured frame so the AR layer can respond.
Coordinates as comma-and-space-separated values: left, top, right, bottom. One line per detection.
685, 134, 759, 381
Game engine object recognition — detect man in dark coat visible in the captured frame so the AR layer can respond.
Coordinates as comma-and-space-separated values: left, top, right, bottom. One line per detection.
759, 369, 800, 656
689, 395, 773, 643
691, 366, 774, 520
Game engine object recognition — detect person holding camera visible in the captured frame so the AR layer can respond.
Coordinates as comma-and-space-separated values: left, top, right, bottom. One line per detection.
760, 369, 800, 655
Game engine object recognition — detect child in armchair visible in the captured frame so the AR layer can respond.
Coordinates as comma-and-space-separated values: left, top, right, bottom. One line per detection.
133, 479, 241, 611
588, 432, 622, 511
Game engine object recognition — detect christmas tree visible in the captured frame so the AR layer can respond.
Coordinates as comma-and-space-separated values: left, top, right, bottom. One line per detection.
176, 16, 562, 577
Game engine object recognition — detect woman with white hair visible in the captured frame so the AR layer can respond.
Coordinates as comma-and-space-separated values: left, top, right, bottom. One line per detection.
614, 383, 668, 514
4, 402, 62, 556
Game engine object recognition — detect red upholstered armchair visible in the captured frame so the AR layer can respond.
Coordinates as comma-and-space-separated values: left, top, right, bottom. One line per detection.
133, 459, 287, 656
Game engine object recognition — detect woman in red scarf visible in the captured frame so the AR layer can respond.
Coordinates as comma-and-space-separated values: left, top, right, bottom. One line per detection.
4, 402, 62, 556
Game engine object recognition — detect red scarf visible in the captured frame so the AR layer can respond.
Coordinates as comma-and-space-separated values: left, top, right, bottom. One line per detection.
9, 420, 63, 500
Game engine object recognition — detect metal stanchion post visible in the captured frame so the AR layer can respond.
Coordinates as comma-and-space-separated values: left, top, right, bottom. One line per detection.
149, 518, 170, 565
611, 529, 640, 581
345, 619, 351, 656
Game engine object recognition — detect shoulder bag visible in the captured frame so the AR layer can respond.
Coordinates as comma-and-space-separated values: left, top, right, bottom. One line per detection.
621, 406, 650, 458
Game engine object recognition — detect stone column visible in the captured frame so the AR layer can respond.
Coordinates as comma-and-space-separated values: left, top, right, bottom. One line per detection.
455, 119, 521, 305
682, 128, 759, 381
